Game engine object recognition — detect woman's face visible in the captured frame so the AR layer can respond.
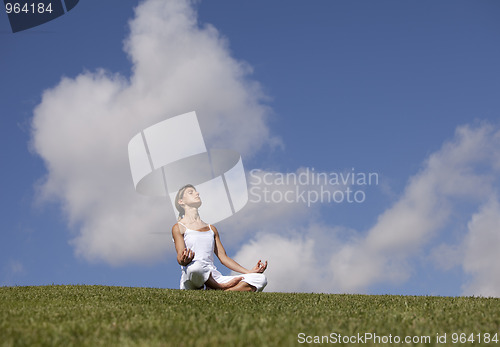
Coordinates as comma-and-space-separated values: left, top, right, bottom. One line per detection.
180, 187, 202, 208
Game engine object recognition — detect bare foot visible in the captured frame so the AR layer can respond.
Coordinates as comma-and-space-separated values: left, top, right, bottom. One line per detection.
204, 274, 243, 290
221, 277, 243, 290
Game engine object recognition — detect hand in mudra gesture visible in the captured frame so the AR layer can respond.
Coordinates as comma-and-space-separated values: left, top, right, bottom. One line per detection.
180, 248, 194, 266
250, 260, 267, 273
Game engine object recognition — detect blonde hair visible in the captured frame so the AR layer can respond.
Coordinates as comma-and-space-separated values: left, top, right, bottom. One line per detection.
174, 184, 195, 220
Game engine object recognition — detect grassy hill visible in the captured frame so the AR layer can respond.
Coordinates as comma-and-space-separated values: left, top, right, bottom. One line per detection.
1, 285, 499, 346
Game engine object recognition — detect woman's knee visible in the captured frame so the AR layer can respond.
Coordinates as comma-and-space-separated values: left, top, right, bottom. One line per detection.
258, 273, 267, 291
187, 263, 209, 287
245, 273, 267, 292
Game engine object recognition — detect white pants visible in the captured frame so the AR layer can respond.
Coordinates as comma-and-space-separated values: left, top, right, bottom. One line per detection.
180, 261, 267, 292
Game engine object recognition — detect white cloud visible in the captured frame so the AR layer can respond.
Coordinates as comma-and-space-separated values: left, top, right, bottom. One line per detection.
232, 232, 320, 293
231, 224, 352, 293
328, 123, 500, 293
462, 197, 500, 297
124, 0, 280, 155
31, 0, 277, 265
232, 123, 500, 295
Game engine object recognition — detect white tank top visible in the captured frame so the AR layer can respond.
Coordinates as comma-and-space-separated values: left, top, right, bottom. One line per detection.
178, 223, 215, 265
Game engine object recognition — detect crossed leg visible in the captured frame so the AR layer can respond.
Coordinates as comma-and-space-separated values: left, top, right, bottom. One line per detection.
186, 264, 258, 292
204, 274, 256, 291
224, 281, 256, 292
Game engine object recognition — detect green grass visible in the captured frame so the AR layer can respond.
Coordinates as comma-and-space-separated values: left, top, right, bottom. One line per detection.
1, 285, 499, 346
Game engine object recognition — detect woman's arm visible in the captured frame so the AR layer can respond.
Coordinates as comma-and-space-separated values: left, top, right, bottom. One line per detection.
212, 225, 267, 274
172, 223, 194, 266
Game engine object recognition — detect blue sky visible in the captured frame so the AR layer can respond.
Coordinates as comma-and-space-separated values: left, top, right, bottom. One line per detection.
1, 0, 500, 296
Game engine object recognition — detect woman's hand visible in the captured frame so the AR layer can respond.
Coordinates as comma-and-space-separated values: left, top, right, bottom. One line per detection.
250, 260, 267, 273
179, 248, 195, 266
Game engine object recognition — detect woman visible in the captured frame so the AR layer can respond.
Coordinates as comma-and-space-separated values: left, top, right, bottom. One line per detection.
171, 184, 268, 291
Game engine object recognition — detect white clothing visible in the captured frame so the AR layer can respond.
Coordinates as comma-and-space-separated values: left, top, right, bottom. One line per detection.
178, 223, 267, 292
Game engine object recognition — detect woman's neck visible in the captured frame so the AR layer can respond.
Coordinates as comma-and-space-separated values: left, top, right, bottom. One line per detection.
183, 208, 200, 224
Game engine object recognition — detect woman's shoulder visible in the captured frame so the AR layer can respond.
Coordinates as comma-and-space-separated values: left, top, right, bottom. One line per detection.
172, 222, 186, 235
